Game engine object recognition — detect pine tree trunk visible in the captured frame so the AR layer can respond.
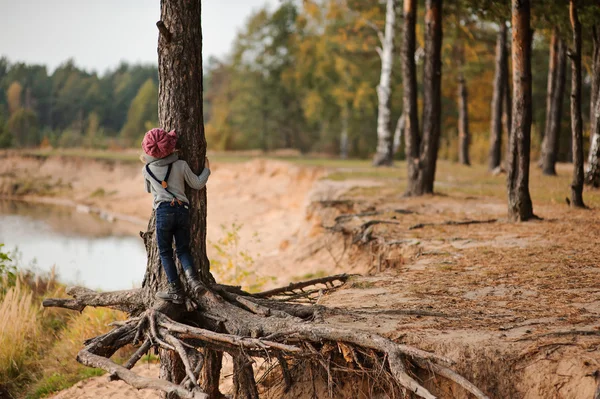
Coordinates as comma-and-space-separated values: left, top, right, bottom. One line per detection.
539, 31, 559, 169
457, 42, 470, 166
570, 0, 585, 207
503, 35, 513, 166
403, 0, 421, 195
541, 37, 567, 176
373, 0, 397, 166
417, 0, 443, 193
489, 24, 507, 171
506, 0, 534, 221
585, 27, 600, 185
146, 1, 215, 395
590, 25, 599, 147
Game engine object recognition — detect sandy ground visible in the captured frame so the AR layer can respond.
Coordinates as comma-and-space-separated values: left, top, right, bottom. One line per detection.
1, 153, 599, 398
49, 364, 161, 399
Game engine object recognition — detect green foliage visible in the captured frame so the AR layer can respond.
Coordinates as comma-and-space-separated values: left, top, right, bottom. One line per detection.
1, 1, 599, 162
7, 108, 39, 147
0, 59, 157, 149
27, 368, 104, 399
120, 78, 158, 145
57, 129, 83, 148
0, 117, 12, 148
0, 244, 17, 294
209, 223, 273, 292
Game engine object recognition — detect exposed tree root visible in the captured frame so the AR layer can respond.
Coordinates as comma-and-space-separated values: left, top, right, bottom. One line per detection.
516, 329, 600, 341
44, 276, 490, 399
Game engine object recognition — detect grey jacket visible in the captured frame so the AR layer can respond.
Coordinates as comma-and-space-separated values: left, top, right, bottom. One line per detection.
142, 153, 210, 209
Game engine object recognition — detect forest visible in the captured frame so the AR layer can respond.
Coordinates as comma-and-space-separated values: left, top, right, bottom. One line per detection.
1, 0, 598, 164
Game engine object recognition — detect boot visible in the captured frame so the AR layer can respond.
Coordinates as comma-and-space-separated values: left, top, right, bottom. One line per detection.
156, 281, 184, 304
184, 269, 206, 296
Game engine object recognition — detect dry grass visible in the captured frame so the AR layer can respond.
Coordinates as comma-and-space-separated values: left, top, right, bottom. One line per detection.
0, 250, 129, 398
28, 307, 128, 398
0, 282, 40, 389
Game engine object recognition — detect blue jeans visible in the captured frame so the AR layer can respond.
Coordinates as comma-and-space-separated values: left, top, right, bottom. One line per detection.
156, 202, 195, 283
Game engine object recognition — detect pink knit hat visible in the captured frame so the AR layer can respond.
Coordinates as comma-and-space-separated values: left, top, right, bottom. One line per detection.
142, 128, 177, 158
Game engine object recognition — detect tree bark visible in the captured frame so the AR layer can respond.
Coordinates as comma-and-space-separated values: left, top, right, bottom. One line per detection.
541, 36, 567, 176
152, 1, 216, 395
506, 0, 535, 221
373, 0, 398, 166
503, 34, 513, 167
590, 25, 599, 147
489, 23, 508, 171
403, 0, 421, 195
585, 26, 600, 186
569, 0, 585, 207
457, 41, 470, 166
417, 0, 443, 193
539, 31, 559, 170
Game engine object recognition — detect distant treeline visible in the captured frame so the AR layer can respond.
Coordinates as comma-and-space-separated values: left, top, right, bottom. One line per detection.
0, 59, 158, 149
0, 0, 596, 162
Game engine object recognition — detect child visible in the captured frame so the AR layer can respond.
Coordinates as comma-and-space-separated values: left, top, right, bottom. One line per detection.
141, 128, 211, 304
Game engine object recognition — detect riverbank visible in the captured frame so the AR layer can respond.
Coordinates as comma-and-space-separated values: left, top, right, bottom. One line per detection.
0, 151, 351, 290
2, 150, 600, 398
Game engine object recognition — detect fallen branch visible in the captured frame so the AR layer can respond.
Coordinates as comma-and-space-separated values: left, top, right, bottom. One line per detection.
409, 218, 498, 230
517, 329, 600, 341
253, 274, 351, 299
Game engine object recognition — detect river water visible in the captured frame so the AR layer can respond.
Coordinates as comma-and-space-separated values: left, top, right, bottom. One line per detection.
0, 200, 147, 291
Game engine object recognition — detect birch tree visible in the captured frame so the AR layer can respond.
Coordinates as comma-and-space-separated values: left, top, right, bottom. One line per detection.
585, 26, 600, 186
373, 0, 398, 166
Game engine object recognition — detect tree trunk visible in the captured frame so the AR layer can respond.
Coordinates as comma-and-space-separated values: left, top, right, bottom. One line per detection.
590, 25, 599, 147
150, 1, 215, 394
506, 0, 535, 221
570, 0, 585, 207
416, 0, 443, 194
503, 34, 513, 167
372, 0, 397, 166
585, 27, 600, 186
539, 31, 559, 169
489, 24, 507, 171
587, 86, 600, 187
340, 105, 349, 159
403, 0, 421, 195
541, 37, 567, 176
392, 113, 405, 155
457, 42, 470, 166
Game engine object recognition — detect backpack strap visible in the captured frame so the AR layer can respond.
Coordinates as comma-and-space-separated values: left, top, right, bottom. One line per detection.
146, 163, 180, 204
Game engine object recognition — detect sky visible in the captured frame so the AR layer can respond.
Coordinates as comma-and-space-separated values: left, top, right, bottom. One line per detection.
0, 0, 276, 75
